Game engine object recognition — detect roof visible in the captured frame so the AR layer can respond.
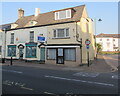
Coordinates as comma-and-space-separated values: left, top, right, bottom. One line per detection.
9, 5, 85, 30
96, 33, 120, 38
0, 23, 12, 30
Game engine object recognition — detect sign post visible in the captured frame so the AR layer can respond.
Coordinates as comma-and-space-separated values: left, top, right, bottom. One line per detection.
85, 39, 91, 67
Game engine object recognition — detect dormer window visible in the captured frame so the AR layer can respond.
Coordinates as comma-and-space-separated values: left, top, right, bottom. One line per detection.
55, 9, 72, 20
29, 20, 37, 26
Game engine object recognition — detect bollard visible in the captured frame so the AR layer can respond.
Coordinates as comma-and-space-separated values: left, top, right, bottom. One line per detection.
10, 57, 13, 66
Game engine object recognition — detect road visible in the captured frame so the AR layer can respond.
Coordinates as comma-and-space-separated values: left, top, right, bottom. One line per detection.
103, 54, 119, 71
1, 64, 118, 95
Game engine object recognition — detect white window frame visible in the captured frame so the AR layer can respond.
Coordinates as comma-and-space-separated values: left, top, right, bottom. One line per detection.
55, 9, 71, 20
53, 28, 70, 38
66, 9, 71, 18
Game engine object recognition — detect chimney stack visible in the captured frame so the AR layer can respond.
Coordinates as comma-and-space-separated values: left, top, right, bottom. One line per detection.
18, 8, 24, 19
35, 8, 40, 16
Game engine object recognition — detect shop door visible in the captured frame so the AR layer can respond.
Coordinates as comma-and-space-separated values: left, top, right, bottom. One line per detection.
19, 48, 23, 59
56, 48, 64, 64
40, 47, 45, 62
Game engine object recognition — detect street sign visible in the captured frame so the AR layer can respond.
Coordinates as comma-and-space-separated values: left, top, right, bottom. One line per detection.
85, 39, 91, 45
86, 45, 90, 49
38, 36, 45, 43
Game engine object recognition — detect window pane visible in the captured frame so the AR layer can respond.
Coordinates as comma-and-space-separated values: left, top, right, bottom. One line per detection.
66, 10, 71, 18
65, 49, 75, 61
30, 31, 34, 42
55, 12, 59, 20
57, 29, 64, 37
53, 30, 56, 37
26, 46, 36, 58
11, 33, 14, 44
47, 49, 56, 59
8, 46, 16, 56
59, 11, 66, 19
66, 29, 69, 37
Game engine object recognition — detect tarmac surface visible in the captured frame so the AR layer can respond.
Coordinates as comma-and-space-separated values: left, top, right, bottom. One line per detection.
1, 54, 117, 73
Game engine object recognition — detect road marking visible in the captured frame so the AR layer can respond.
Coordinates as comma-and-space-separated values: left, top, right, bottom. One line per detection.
44, 91, 56, 95
45, 75, 114, 87
73, 72, 100, 77
112, 75, 119, 79
1, 69, 23, 74
21, 86, 33, 91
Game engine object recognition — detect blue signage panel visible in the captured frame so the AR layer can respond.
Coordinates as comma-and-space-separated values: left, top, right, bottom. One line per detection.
86, 45, 90, 49
38, 36, 45, 42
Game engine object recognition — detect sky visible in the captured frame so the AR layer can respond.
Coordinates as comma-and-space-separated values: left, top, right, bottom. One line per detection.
1, 2, 118, 35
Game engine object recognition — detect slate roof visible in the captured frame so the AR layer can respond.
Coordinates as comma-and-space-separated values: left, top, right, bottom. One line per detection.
0, 23, 12, 30
96, 33, 120, 38
13, 5, 85, 29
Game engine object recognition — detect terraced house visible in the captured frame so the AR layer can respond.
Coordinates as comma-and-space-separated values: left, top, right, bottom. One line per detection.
1, 5, 95, 66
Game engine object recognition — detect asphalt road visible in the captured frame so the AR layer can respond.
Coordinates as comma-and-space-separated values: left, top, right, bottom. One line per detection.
2, 65, 119, 95
103, 54, 119, 71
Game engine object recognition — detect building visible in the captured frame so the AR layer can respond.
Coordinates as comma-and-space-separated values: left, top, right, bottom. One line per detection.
1, 5, 95, 66
0, 23, 11, 59
96, 33, 120, 52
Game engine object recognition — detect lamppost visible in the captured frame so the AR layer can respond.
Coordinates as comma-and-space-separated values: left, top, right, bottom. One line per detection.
94, 18, 102, 59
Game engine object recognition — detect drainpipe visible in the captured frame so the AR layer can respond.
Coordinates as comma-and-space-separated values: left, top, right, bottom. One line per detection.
75, 22, 82, 64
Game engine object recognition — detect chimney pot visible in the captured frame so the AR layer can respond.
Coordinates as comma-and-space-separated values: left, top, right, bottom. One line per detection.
35, 8, 40, 16
18, 8, 24, 19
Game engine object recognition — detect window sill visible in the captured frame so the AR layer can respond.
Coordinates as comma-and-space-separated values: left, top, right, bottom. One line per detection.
52, 37, 70, 39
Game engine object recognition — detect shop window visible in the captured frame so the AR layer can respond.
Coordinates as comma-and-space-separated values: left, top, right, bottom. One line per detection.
64, 48, 76, 61
47, 49, 56, 60
26, 46, 36, 58
8, 45, 16, 56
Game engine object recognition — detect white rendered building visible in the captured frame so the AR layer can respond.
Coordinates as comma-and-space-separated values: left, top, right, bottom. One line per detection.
96, 33, 120, 52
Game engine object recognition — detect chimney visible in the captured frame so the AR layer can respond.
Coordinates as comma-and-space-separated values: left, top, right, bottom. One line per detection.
18, 8, 24, 19
35, 8, 40, 16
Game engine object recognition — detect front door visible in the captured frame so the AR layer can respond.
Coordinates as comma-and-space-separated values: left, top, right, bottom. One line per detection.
56, 48, 64, 64
40, 47, 45, 62
19, 48, 23, 59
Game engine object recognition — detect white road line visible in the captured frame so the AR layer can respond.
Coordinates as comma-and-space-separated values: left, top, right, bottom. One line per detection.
45, 75, 114, 87
21, 87, 33, 91
73, 72, 100, 77
44, 91, 55, 95
0, 69, 23, 74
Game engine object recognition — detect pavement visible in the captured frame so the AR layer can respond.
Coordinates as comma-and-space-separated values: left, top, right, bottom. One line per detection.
1, 54, 118, 73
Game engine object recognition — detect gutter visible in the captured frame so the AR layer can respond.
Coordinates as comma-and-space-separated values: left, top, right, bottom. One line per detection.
6, 20, 80, 31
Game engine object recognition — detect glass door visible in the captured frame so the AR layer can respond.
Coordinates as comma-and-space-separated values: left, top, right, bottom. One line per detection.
56, 48, 64, 64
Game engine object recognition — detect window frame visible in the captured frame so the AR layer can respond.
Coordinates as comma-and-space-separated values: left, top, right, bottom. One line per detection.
26, 46, 37, 58
10, 33, 14, 44
30, 31, 34, 42
7, 45, 16, 57
47, 48, 57, 60
64, 48, 76, 61
55, 9, 71, 20
53, 28, 70, 39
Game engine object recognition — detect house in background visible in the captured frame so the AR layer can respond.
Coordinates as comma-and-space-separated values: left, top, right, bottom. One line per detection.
96, 33, 120, 52
1, 5, 95, 66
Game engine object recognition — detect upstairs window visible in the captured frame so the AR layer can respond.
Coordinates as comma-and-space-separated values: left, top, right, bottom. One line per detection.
55, 9, 71, 20
53, 28, 69, 38
30, 31, 34, 42
11, 33, 14, 44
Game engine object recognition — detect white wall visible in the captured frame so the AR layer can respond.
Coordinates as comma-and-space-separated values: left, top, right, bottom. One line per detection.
5, 26, 47, 60
0, 32, 3, 58
96, 37, 119, 51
